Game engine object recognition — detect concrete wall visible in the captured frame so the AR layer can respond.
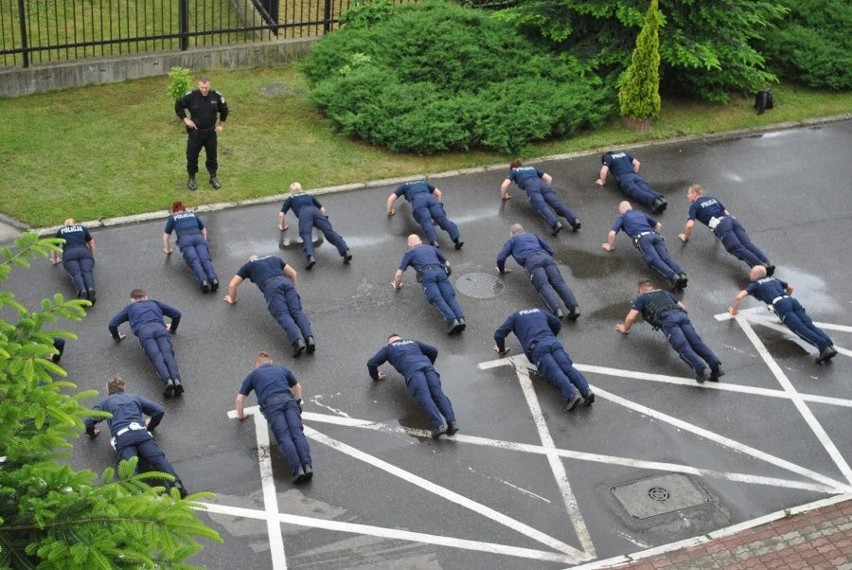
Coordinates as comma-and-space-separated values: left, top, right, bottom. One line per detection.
0, 38, 319, 99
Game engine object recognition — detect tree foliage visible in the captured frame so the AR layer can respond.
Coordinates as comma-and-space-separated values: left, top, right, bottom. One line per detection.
618, 0, 661, 120
0, 232, 221, 569
302, 0, 611, 154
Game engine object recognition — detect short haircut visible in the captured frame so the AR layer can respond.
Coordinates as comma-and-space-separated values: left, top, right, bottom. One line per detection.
171, 201, 186, 213
198, 75, 210, 84
64, 218, 75, 226
510, 223, 524, 235
688, 184, 703, 195
107, 375, 126, 394
387, 333, 401, 341
130, 289, 146, 300
637, 278, 654, 288
510, 158, 523, 169
255, 351, 272, 365
289, 182, 303, 193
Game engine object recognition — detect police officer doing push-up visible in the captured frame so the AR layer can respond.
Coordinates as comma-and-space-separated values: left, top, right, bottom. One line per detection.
279, 182, 353, 269
496, 224, 581, 320
235, 352, 313, 484
728, 265, 837, 363
501, 158, 581, 235
493, 308, 594, 411
108, 289, 184, 398
616, 278, 724, 383
367, 334, 458, 439
678, 184, 775, 275
392, 235, 466, 335
603, 201, 688, 291
85, 375, 188, 498
596, 150, 667, 214
224, 254, 315, 357
387, 180, 464, 250
162, 201, 220, 293
50, 218, 97, 303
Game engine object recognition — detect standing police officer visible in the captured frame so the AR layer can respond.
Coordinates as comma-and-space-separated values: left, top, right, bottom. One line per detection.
678, 184, 774, 275
279, 182, 353, 269
163, 201, 220, 293
387, 180, 464, 249
392, 235, 466, 335
596, 150, 667, 214
235, 352, 313, 484
85, 375, 188, 498
50, 218, 97, 303
496, 224, 581, 320
603, 201, 688, 291
728, 265, 837, 363
501, 158, 581, 235
493, 308, 594, 411
108, 289, 184, 398
617, 278, 724, 383
224, 254, 315, 357
367, 333, 458, 439
175, 75, 228, 191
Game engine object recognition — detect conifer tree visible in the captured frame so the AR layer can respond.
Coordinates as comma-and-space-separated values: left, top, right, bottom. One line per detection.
618, 0, 661, 124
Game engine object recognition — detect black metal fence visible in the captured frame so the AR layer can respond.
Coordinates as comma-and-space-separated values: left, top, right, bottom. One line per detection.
0, 0, 355, 68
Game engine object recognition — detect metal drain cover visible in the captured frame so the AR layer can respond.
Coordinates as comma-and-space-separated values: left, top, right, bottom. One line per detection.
454, 272, 504, 299
611, 473, 708, 519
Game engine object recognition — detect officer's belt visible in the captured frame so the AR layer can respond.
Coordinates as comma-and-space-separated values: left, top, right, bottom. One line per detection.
416, 264, 445, 277
708, 216, 726, 231
771, 295, 790, 305
260, 275, 286, 291
114, 422, 147, 438
633, 231, 654, 239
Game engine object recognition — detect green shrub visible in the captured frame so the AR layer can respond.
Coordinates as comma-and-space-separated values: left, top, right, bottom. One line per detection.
167, 66, 192, 100
302, 1, 610, 154
618, 0, 661, 120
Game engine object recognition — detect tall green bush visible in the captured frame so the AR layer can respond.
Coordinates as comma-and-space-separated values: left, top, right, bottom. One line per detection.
302, 1, 610, 154
167, 66, 193, 100
618, 0, 661, 121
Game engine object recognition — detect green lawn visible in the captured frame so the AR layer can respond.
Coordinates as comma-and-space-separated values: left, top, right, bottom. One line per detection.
1, 64, 850, 228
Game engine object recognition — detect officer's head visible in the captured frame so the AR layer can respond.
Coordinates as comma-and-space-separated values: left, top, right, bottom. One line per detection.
171, 201, 186, 213
407, 235, 422, 248
510, 223, 524, 236
387, 333, 402, 344
129, 289, 147, 302
619, 201, 632, 214
510, 158, 523, 169
64, 218, 75, 226
750, 265, 767, 281
602, 151, 614, 162
254, 351, 273, 367
637, 278, 654, 293
107, 375, 126, 394
197, 76, 211, 96
289, 182, 304, 194
687, 184, 703, 202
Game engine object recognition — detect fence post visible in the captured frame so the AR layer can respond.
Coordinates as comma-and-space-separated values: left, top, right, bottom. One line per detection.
179, 0, 189, 50
323, 0, 333, 33
17, 0, 29, 67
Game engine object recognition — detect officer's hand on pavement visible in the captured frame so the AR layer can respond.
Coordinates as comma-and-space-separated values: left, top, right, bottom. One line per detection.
493, 345, 510, 355
678, 233, 688, 242
387, 209, 395, 216
376, 371, 386, 381
595, 179, 604, 186
167, 324, 175, 334
615, 323, 629, 334
236, 412, 248, 421
602, 243, 615, 252
727, 307, 738, 316
115, 333, 127, 342
224, 294, 236, 304
496, 267, 510, 274
277, 223, 288, 231
391, 281, 403, 290
50, 257, 61, 265
501, 193, 511, 201
163, 247, 173, 255
88, 428, 100, 439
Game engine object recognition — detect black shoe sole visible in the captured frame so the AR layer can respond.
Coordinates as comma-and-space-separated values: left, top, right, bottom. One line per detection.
173, 383, 184, 396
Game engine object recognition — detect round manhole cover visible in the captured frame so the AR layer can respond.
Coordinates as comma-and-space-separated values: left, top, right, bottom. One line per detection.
454, 272, 504, 299
648, 487, 670, 502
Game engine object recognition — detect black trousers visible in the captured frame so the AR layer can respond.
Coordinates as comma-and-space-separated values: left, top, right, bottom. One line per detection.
185, 128, 217, 176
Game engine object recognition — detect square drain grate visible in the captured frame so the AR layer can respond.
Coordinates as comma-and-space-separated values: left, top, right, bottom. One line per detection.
611, 473, 709, 519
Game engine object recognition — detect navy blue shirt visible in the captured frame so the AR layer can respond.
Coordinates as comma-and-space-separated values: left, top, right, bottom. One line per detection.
611, 210, 658, 238
506, 166, 545, 190
55, 224, 92, 251
109, 299, 181, 339
631, 290, 679, 313
399, 244, 448, 272
602, 152, 635, 177
236, 256, 288, 290
494, 308, 561, 354
687, 196, 727, 225
164, 212, 204, 236
496, 232, 553, 271
280, 193, 323, 217
367, 338, 438, 381
239, 363, 298, 406
745, 277, 789, 304
84, 392, 165, 437
394, 181, 438, 208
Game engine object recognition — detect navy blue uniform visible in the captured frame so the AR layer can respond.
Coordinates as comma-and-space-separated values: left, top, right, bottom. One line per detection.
240, 363, 312, 475
164, 212, 218, 287
84, 392, 186, 496
506, 166, 579, 232
688, 195, 770, 269
175, 87, 228, 178
109, 300, 182, 387
367, 338, 456, 431
399, 245, 464, 326
237, 256, 313, 346
280, 193, 350, 259
55, 224, 95, 297
611, 210, 685, 282
394, 181, 461, 246
602, 152, 663, 208
494, 308, 591, 401
745, 277, 833, 352
632, 290, 721, 377
496, 232, 579, 316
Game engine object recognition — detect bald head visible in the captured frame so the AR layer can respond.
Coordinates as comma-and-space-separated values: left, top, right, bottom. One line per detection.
750, 265, 767, 281
618, 201, 632, 214
407, 234, 422, 248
